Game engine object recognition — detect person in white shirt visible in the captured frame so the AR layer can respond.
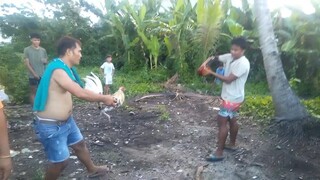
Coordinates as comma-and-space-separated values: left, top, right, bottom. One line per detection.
203, 37, 250, 162
100, 55, 115, 94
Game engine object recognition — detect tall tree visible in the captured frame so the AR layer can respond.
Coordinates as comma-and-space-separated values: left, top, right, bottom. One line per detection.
254, 0, 308, 121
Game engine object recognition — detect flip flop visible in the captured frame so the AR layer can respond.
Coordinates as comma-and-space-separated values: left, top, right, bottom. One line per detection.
224, 144, 238, 151
206, 154, 225, 162
88, 165, 111, 178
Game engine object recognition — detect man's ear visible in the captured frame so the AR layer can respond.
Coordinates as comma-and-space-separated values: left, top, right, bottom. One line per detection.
67, 49, 73, 56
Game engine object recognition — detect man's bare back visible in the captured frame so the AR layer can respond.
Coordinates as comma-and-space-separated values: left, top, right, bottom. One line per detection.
36, 70, 73, 120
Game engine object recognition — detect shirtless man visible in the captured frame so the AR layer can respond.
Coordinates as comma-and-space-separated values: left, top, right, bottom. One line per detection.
33, 36, 116, 179
0, 98, 12, 180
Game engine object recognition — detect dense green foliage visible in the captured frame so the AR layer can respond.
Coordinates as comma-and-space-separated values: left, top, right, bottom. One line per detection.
303, 97, 320, 119
0, 46, 29, 103
242, 95, 320, 124
241, 95, 274, 125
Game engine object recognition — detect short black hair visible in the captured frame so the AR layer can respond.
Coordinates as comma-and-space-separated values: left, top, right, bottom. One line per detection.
30, 33, 41, 39
231, 37, 247, 50
56, 36, 81, 56
106, 54, 112, 58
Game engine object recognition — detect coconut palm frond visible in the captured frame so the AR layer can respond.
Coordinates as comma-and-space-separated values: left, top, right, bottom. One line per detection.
194, 0, 223, 61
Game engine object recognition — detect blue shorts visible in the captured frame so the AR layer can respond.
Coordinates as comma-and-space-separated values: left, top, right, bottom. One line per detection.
33, 115, 83, 163
218, 108, 239, 119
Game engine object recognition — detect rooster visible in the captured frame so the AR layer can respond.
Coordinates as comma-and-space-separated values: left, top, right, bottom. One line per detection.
0, 90, 9, 102
83, 72, 125, 121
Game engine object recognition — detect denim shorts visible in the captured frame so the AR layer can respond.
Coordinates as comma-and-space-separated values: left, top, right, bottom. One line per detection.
33, 115, 83, 163
29, 78, 41, 86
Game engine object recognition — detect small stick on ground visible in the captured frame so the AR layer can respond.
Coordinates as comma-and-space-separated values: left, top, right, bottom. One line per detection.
135, 93, 175, 102
171, 92, 184, 101
195, 164, 209, 180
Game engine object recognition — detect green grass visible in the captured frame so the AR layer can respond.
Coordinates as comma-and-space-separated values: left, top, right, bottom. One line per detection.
157, 105, 170, 121
32, 169, 44, 180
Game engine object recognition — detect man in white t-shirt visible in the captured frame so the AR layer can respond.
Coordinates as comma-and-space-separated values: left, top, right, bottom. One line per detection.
100, 55, 115, 94
203, 37, 250, 162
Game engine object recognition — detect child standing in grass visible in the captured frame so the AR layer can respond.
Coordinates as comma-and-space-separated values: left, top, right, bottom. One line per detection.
100, 55, 115, 94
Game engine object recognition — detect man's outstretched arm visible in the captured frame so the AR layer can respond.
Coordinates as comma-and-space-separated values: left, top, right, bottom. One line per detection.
52, 69, 116, 106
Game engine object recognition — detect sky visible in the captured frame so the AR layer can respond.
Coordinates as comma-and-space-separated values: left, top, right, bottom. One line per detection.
0, 0, 316, 19
0, 0, 316, 42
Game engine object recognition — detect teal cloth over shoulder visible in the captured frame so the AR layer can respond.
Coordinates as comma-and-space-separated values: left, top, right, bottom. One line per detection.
33, 58, 84, 111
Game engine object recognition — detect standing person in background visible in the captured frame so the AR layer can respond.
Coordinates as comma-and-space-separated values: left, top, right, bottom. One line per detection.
214, 62, 225, 86
24, 33, 48, 105
100, 55, 115, 94
0, 92, 12, 180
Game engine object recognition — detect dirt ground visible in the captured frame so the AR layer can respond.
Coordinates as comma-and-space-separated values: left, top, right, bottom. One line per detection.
4, 93, 320, 180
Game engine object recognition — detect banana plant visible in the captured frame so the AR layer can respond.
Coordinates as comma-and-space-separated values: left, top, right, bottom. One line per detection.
161, 0, 196, 74
108, 14, 140, 64
194, 0, 223, 64
125, 2, 161, 69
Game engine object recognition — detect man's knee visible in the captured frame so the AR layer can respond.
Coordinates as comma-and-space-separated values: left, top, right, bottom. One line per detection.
30, 86, 37, 94
49, 160, 69, 171
71, 140, 86, 152
229, 118, 238, 126
217, 115, 228, 127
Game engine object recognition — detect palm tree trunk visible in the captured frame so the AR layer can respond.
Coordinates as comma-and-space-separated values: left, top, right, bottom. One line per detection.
128, 51, 130, 64
149, 54, 153, 69
154, 56, 158, 69
254, 0, 308, 121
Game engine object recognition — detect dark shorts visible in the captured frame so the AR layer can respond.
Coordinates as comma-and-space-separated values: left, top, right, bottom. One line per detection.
29, 78, 40, 86
33, 115, 83, 163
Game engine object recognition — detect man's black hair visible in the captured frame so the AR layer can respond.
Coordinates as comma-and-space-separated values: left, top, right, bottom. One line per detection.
106, 54, 112, 58
56, 36, 81, 56
30, 33, 41, 39
231, 37, 247, 50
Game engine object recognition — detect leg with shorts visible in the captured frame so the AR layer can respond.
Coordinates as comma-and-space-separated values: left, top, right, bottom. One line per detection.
34, 116, 109, 179
29, 78, 40, 105
104, 75, 112, 95
207, 100, 241, 162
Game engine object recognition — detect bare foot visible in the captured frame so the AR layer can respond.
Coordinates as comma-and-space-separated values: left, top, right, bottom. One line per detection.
88, 165, 111, 178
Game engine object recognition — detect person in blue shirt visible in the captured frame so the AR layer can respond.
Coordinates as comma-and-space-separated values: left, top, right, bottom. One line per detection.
214, 62, 225, 85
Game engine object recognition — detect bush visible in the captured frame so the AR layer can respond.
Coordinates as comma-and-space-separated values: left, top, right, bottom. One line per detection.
241, 95, 274, 125
0, 46, 29, 104
242, 95, 320, 124
0, 65, 29, 104
302, 97, 320, 119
